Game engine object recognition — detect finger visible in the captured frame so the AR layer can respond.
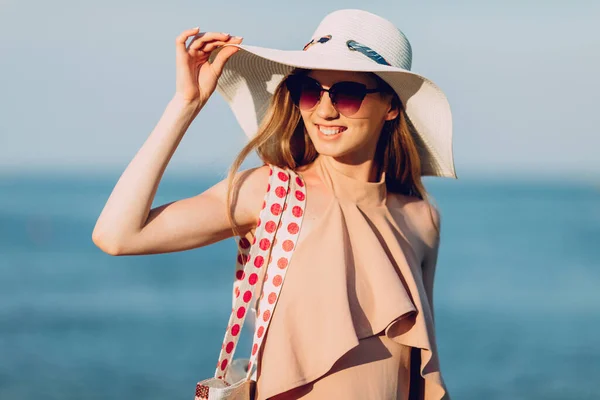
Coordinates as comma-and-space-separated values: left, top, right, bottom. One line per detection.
211, 37, 243, 75
200, 40, 232, 53
188, 32, 231, 51
176, 27, 200, 53
188, 36, 239, 60
188, 42, 228, 59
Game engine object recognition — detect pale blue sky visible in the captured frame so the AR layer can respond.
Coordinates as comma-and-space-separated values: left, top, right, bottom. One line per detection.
1, 0, 599, 180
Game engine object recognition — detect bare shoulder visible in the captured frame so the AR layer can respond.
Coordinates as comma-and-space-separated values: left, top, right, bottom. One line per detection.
389, 193, 441, 248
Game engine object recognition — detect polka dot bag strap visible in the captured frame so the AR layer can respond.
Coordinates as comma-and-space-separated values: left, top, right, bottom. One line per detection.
244, 167, 305, 380
194, 165, 306, 400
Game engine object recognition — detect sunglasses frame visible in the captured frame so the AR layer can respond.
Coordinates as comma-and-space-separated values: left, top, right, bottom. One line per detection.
284, 74, 389, 116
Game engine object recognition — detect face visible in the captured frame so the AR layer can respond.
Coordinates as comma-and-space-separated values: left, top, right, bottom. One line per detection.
294, 70, 399, 164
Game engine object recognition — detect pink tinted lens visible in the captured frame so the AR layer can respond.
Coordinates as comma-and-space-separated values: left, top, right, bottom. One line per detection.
331, 82, 365, 116
298, 83, 321, 110
333, 93, 363, 116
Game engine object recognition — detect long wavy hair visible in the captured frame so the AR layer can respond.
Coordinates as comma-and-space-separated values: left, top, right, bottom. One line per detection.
226, 68, 439, 239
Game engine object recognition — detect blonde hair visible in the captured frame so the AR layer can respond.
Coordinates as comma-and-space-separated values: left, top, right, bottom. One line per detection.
226, 69, 440, 239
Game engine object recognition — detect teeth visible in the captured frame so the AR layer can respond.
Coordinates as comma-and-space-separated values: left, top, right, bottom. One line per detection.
319, 126, 345, 135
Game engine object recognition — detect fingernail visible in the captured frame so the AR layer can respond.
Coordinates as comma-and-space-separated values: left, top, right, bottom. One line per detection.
221, 32, 231, 36
233, 36, 243, 39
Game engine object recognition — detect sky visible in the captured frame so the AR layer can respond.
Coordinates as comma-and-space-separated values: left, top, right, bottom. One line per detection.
0, 0, 599, 181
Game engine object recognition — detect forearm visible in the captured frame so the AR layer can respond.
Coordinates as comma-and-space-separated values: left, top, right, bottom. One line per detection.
92, 95, 202, 251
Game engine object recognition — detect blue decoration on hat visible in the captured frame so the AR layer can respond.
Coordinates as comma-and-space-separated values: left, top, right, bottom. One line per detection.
346, 40, 391, 66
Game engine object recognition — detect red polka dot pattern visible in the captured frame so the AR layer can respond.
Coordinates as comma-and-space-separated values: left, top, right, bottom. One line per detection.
248, 273, 258, 285
211, 166, 306, 382
282, 240, 294, 251
265, 220, 276, 233
287, 222, 299, 234
292, 206, 303, 217
196, 383, 209, 399
259, 238, 270, 250
275, 186, 286, 198
236, 307, 245, 319
262, 309, 271, 322
233, 234, 253, 314
268, 292, 277, 304
270, 203, 282, 216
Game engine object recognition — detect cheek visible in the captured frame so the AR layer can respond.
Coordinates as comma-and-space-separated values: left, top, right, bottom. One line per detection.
300, 111, 313, 128
361, 98, 390, 120
352, 122, 382, 146
355, 102, 388, 131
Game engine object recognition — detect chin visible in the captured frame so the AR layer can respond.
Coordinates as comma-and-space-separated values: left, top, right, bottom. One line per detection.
311, 140, 359, 160
306, 125, 371, 161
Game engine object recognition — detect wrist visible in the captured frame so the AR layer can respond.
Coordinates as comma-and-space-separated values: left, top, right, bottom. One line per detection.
171, 93, 204, 113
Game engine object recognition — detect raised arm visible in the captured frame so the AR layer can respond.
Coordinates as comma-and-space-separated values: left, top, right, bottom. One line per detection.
91, 28, 262, 256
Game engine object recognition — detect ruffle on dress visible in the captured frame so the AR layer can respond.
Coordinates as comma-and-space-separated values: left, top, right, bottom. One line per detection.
256, 156, 448, 400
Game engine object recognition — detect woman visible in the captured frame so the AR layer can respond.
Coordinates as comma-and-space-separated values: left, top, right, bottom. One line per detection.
93, 9, 456, 400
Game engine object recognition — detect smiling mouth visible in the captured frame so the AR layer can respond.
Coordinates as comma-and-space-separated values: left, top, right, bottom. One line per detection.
317, 125, 347, 136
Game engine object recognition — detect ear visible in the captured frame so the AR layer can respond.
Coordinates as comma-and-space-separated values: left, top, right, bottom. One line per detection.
384, 96, 400, 121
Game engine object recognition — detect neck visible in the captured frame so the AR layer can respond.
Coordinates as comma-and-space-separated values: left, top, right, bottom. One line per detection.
319, 155, 382, 183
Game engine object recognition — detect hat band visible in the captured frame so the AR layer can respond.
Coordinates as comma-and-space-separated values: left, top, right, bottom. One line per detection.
302, 35, 391, 67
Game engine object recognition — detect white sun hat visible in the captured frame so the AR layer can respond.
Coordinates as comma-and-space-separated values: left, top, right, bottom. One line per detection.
212, 9, 457, 178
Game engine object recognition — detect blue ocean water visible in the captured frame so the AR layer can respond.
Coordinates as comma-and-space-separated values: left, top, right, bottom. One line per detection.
0, 172, 599, 400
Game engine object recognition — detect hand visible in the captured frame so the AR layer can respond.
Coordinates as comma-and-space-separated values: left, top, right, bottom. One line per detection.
174, 28, 243, 107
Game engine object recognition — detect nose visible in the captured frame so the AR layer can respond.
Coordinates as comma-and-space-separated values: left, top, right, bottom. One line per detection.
314, 90, 339, 119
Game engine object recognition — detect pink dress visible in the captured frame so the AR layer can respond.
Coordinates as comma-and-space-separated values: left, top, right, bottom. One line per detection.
254, 156, 449, 399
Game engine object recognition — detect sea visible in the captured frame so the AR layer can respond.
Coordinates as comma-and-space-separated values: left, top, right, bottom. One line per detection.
0, 171, 599, 400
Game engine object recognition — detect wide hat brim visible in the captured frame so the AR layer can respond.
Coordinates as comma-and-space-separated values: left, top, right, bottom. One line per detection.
213, 44, 457, 179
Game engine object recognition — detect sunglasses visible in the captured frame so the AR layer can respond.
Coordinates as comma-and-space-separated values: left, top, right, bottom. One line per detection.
285, 75, 388, 117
